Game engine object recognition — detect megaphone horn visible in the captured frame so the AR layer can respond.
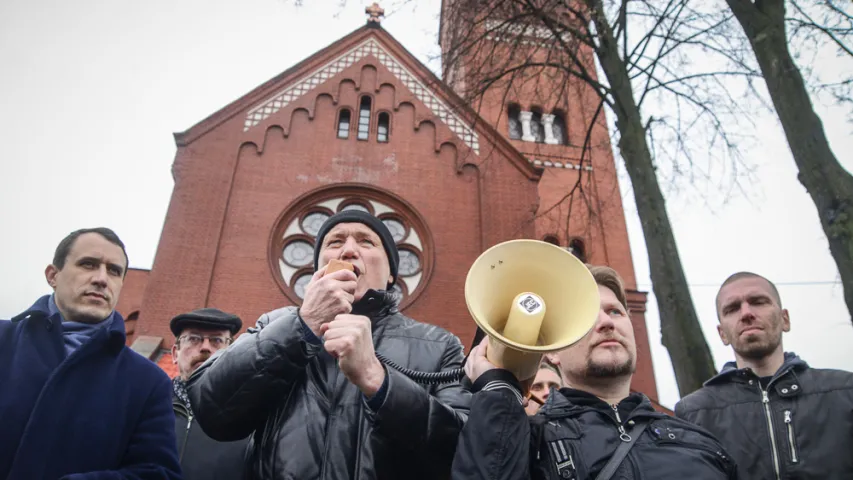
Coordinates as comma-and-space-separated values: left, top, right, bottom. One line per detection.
464, 239, 600, 385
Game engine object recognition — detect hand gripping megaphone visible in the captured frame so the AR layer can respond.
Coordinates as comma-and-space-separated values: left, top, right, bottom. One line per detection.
464, 239, 601, 385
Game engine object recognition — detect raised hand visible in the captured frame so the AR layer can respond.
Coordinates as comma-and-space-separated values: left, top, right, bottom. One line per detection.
464, 337, 498, 384
299, 266, 358, 336
321, 314, 386, 396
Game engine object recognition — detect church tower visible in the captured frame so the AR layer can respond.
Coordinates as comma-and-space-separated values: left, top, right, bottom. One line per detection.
438, 1, 658, 399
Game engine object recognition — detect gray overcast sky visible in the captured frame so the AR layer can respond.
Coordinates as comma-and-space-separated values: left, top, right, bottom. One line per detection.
1, 0, 851, 408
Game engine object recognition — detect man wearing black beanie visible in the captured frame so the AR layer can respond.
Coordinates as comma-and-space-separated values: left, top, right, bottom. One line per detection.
188, 210, 471, 480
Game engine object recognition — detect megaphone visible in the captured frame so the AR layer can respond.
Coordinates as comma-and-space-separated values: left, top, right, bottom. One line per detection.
464, 239, 600, 384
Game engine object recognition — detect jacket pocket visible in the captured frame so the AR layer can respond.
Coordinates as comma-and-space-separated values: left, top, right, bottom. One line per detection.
650, 423, 734, 475
783, 410, 799, 464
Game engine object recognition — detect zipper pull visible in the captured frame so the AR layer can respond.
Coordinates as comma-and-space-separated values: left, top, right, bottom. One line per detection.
611, 404, 622, 423
611, 405, 631, 442
762, 390, 770, 404
784, 410, 792, 424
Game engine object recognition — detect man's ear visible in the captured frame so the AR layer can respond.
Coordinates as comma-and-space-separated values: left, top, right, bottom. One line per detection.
717, 324, 730, 346
545, 352, 561, 365
171, 343, 179, 364
781, 309, 791, 333
45, 264, 59, 289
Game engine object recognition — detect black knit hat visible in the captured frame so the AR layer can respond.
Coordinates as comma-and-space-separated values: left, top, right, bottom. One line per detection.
170, 308, 243, 337
313, 210, 399, 287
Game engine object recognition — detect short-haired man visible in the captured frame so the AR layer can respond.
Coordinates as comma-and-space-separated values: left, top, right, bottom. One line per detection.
188, 210, 470, 480
170, 308, 249, 479
453, 265, 736, 479
0, 228, 181, 479
524, 361, 563, 416
676, 271, 853, 479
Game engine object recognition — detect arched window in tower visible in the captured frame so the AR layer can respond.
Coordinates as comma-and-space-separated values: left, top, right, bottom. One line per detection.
530, 109, 545, 143
337, 109, 351, 139
357, 96, 371, 140
377, 112, 390, 143
507, 104, 522, 139
568, 238, 587, 263
551, 111, 567, 145
542, 234, 560, 246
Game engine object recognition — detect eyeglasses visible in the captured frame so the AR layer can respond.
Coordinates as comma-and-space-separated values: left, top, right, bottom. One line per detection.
178, 334, 232, 349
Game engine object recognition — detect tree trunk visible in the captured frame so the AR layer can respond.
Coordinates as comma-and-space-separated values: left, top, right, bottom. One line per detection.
588, 0, 718, 396
727, 0, 853, 322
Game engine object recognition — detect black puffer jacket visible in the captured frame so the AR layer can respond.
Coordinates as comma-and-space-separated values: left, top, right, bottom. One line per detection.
452, 369, 737, 480
187, 290, 471, 480
676, 353, 853, 479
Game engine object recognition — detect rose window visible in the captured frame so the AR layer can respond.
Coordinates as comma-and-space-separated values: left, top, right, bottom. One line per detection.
269, 185, 432, 309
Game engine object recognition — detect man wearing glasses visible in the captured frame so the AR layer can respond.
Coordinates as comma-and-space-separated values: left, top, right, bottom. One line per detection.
170, 308, 249, 480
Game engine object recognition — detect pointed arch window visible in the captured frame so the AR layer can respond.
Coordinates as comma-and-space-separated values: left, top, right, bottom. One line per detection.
377, 112, 390, 143
507, 104, 522, 139
337, 109, 351, 139
552, 112, 567, 145
357, 96, 372, 140
568, 238, 586, 263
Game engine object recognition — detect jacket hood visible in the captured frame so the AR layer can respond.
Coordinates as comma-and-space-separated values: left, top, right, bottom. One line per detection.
704, 351, 809, 386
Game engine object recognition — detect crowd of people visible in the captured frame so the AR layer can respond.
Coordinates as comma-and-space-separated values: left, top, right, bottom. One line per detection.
2, 210, 852, 479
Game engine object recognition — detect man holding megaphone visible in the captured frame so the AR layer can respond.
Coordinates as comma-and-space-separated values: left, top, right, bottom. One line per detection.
187, 210, 470, 480
452, 264, 737, 480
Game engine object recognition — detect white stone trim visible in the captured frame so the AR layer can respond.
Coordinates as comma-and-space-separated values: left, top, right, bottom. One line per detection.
244, 38, 480, 154
528, 158, 593, 171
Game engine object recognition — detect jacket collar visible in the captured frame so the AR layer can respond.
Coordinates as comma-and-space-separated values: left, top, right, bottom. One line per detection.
11, 294, 128, 353
704, 351, 808, 386
351, 289, 399, 319
541, 387, 654, 418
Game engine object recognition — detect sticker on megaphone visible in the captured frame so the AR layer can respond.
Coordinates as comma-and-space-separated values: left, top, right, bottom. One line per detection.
503, 292, 547, 346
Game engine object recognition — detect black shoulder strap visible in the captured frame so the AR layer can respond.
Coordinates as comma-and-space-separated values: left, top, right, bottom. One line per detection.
594, 418, 650, 480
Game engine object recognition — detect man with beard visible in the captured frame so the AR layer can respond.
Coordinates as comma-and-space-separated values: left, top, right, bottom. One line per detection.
188, 210, 470, 480
170, 308, 249, 479
452, 265, 736, 480
676, 272, 853, 479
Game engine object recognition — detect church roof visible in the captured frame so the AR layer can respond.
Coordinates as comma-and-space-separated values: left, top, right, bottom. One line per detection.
173, 22, 540, 180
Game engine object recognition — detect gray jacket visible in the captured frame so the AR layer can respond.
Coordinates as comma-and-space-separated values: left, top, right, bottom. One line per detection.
187, 290, 471, 480
676, 353, 853, 480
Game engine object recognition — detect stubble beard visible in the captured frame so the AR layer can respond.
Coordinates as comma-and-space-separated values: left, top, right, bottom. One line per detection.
584, 351, 636, 379
735, 333, 781, 361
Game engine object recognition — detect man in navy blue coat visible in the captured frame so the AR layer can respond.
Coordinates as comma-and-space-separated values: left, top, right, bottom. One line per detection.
0, 227, 182, 480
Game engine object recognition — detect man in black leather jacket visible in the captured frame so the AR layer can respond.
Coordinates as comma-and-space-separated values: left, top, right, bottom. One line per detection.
187, 210, 470, 480
170, 308, 249, 480
676, 272, 853, 479
452, 265, 736, 480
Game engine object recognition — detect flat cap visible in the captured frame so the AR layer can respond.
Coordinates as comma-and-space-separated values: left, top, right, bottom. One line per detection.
169, 308, 243, 337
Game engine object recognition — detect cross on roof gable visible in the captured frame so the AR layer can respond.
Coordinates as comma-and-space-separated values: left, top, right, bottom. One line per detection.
242, 37, 481, 154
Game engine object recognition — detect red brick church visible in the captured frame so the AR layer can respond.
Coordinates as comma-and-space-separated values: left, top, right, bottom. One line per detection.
116, 3, 660, 404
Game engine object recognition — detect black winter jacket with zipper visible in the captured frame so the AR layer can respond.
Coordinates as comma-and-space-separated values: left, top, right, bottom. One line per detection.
452, 369, 736, 480
187, 290, 471, 480
676, 353, 853, 480
173, 391, 249, 480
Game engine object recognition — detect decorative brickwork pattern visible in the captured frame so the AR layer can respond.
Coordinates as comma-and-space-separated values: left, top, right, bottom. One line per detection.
244, 39, 480, 154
